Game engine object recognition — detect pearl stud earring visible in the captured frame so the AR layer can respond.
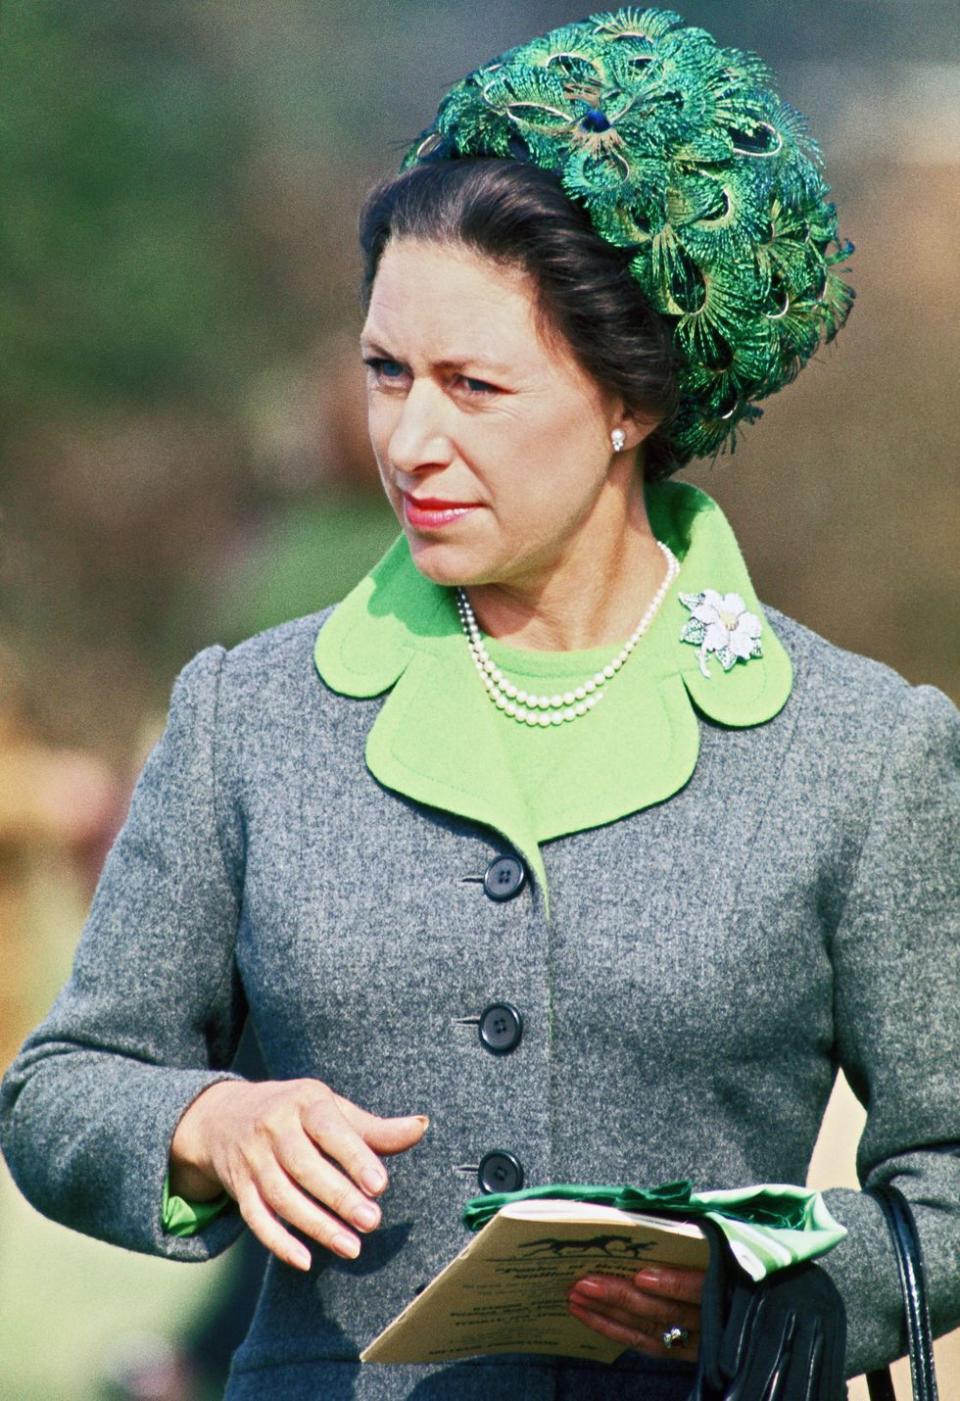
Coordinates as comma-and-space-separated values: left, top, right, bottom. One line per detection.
610, 428, 627, 452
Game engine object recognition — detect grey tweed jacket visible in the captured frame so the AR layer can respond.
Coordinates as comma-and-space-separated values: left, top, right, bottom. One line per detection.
2, 544, 959, 1396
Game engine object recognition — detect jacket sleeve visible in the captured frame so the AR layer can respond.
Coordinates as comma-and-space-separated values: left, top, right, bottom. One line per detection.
814, 682, 960, 1378
0, 645, 248, 1262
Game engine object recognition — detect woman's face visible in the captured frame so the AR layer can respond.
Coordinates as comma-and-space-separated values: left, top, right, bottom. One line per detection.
360, 237, 640, 592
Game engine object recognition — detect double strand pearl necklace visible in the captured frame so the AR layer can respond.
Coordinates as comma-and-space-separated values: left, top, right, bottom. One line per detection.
455, 540, 680, 727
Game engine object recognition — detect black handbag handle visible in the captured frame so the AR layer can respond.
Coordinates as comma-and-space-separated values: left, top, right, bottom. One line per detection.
864, 1182, 938, 1401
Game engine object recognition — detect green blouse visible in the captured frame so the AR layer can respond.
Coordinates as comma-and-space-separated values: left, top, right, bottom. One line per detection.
162, 478, 793, 1235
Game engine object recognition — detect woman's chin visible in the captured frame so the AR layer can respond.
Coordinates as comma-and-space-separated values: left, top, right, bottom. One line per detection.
403, 532, 492, 589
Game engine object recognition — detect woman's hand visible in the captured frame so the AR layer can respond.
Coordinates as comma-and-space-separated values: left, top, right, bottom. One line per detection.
567, 1263, 705, 1361
169, 1078, 429, 1271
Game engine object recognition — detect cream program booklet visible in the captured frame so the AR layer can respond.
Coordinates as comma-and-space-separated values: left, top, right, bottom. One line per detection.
361, 1198, 709, 1365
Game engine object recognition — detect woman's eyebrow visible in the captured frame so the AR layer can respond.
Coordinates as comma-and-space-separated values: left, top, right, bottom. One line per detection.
437, 356, 509, 373
359, 335, 393, 355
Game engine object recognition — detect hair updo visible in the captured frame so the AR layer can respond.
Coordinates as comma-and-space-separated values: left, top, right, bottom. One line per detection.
357, 158, 683, 483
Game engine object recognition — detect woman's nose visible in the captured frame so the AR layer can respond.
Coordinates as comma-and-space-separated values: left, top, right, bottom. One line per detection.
387, 380, 454, 474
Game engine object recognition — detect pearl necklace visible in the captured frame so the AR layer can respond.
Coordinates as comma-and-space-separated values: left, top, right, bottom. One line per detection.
455, 541, 680, 727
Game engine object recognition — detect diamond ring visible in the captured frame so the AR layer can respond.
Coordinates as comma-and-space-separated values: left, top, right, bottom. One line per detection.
661, 1324, 690, 1349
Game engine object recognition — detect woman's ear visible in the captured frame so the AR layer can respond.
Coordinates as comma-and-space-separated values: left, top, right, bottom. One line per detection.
613, 406, 660, 453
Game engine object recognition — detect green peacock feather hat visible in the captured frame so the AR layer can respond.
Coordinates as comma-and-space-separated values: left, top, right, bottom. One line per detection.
400, 7, 855, 467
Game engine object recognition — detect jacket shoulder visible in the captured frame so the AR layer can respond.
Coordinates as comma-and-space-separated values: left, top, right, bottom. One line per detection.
224, 606, 335, 664
762, 603, 959, 759
161, 610, 343, 763
765, 605, 912, 711
203, 607, 338, 697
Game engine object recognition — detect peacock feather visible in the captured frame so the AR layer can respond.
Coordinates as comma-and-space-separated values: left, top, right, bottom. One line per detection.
400, 7, 855, 467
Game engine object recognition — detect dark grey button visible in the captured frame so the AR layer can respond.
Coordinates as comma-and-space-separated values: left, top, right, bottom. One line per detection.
479, 1002, 523, 1055
483, 855, 526, 901
477, 1150, 524, 1195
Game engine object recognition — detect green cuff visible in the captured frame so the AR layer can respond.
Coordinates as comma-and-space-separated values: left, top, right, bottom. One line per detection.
162, 1170, 231, 1238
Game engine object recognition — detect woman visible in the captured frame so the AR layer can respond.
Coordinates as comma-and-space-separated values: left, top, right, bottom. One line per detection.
2, 9, 959, 1398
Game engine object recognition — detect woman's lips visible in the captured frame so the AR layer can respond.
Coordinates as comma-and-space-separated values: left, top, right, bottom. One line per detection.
402, 494, 482, 529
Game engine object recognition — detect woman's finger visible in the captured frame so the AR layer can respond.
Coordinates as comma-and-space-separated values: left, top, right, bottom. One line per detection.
568, 1291, 697, 1337
302, 1089, 425, 1195
234, 1178, 314, 1272
567, 1299, 698, 1362
249, 1156, 365, 1261
332, 1092, 431, 1157
632, 1264, 706, 1304
569, 1274, 700, 1331
274, 1124, 383, 1235
571, 1296, 658, 1333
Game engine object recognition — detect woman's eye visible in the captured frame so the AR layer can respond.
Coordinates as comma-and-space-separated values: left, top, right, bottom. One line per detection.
459, 375, 497, 395
363, 357, 406, 383
361, 358, 497, 396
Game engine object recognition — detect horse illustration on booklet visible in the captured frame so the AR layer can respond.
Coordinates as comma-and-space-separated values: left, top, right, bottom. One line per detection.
518, 1234, 658, 1259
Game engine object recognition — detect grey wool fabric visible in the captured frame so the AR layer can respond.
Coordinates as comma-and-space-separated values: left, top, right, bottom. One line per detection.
2, 598, 959, 1397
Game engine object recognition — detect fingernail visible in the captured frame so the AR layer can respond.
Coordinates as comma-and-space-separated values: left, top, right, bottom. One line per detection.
412, 1115, 430, 1129
361, 1165, 387, 1194
634, 1267, 662, 1288
572, 1277, 603, 1296
333, 1233, 360, 1259
354, 1202, 380, 1230
294, 1247, 311, 1271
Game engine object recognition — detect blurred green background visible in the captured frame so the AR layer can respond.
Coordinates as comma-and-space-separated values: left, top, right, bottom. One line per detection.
1, 1, 958, 1396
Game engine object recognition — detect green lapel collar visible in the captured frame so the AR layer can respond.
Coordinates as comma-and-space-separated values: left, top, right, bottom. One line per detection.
313, 526, 549, 898
313, 481, 793, 916
646, 482, 794, 726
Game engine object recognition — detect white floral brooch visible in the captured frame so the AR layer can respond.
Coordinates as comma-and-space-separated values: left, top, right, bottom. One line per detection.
679, 590, 763, 679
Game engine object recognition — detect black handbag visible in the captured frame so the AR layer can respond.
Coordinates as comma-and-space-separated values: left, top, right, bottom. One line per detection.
864, 1182, 939, 1401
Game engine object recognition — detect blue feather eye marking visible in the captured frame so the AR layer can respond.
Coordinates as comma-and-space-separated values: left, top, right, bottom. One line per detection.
580, 107, 612, 133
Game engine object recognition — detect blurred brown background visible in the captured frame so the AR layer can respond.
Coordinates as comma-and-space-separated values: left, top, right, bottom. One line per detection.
1, 2, 957, 1396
